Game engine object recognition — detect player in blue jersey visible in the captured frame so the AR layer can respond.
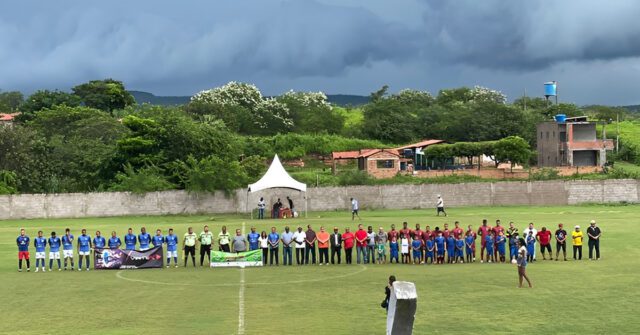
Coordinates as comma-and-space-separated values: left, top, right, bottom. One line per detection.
124, 228, 136, 250
496, 231, 507, 263
77, 228, 92, 271
138, 227, 151, 250
389, 239, 399, 263
424, 238, 434, 264
93, 231, 106, 249
108, 231, 122, 249
434, 230, 445, 264
526, 231, 536, 263
446, 234, 455, 264
411, 238, 422, 265
16, 228, 30, 272
485, 231, 495, 263
165, 228, 179, 268
48, 231, 62, 271
455, 235, 465, 263
62, 228, 75, 270
509, 232, 519, 262
247, 227, 260, 251
153, 229, 165, 248
34, 230, 47, 272
465, 232, 475, 264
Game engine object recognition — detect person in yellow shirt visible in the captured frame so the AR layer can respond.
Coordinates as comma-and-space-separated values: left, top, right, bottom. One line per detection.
571, 225, 583, 260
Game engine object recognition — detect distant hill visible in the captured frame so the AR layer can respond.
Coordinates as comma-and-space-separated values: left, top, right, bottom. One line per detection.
129, 91, 369, 107
621, 105, 640, 113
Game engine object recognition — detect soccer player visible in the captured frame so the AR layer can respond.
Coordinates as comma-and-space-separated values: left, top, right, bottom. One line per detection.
375, 227, 387, 264
434, 231, 445, 264
48, 231, 62, 271
138, 227, 151, 251
165, 228, 179, 268
496, 231, 506, 263
124, 228, 136, 250
412, 224, 424, 263
199, 225, 213, 266
477, 220, 491, 263
436, 195, 447, 216
446, 233, 455, 264
425, 237, 435, 264
17, 228, 30, 272
555, 223, 567, 261
464, 231, 474, 264
108, 231, 121, 249
526, 231, 536, 262
247, 227, 260, 251
411, 237, 422, 265
466, 225, 477, 262
268, 226, 280, 265
93, 231, 106, 250
62, 228, 75, 270
183, 227, 197, 267
455, 235, 465, 263
492, 220, 504, 260
400, 233, 410, 264
77, 229, 92, 271
485, 231, 495, 263
153, 229, 165, 248
388, 224, 399, 264
509, 233, 519, 262
34, 230, 47, 272
218, 226, 231, 252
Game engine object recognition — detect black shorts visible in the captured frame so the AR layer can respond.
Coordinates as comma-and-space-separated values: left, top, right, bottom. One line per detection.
220, 244, 230, 252
352, 210, 359, 215
556, 242, 566, 252
185, 246, 196, 256
437, 207, 445, 213
540, 244, 552, 253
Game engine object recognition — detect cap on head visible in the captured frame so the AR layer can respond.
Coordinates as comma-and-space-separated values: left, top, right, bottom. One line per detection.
575, 225, 580, 229
590, 220, 596, 224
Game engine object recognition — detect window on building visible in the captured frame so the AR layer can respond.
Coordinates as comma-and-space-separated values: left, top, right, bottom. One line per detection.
376, 160, 395, 169
540, 131, 543, 139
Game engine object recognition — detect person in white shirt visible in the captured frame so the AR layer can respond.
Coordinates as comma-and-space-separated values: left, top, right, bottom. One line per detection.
522, 223, 538, 261
257, 197, 266, 220
351, 198, 361, 221
292, 226, 306, 265
436, 195, 447, 217
258, 231, 269, 265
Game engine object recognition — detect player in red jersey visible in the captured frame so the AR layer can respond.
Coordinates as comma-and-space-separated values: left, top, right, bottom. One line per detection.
399, 222, 412, 240
387, 224, 399, 243
477, 219, 492, 263
492, 220, 505, 260
442, 223, 451, 239
452, 221, 464, 239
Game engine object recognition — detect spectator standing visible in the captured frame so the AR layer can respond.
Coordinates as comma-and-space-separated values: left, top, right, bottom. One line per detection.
367, 226, 376, 264
317, 226, 330, 265
342, 228, 355, 264
281, 226, 294, 266
258, 231, 268, 265
516, 238, 533, 288
330, 227, 342, 264
572, 225, 583, 260
268, 227, 280, 265
376, 227, 388, 264
536, 227, 552, 260
555, 224, 568, 261
233, 229, 247, 253
287, 196, 295, 215
587, 220, 601, 260
355, 224, 369, 264
257, 197, 266, 219
351, 198, 361, 220
272, 198, 283, 219
292, 226, 306, 265
305, 225, 317, 265
199, 225, 213, 266
218, 226, 231, 252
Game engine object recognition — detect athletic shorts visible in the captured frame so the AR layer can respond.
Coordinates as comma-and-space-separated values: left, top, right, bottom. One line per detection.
486, 248, 494, 255
352, 210, 359, 215
78, 251, 90, 256
167, 250, 178, 258
18, 251, 30, 260
541, 244, 552, 253
426, 252, 434, 258
437, 207, 445, 213
49, 251, 61, 259
413, 251, 421, 259
63, 250, 74, 258
498, 248, 505, 255
437, 250, 444, 256
36, 252, 46, 259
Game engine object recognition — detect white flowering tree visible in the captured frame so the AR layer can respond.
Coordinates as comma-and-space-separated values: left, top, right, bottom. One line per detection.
469, 86, 507, 104
277, 90, 344, 133
254, 98, 293, 134
191, 81, 263, 111
390, 89, 434, 106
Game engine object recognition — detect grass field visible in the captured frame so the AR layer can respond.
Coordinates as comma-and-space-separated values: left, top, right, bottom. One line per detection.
2, 205, 639, 335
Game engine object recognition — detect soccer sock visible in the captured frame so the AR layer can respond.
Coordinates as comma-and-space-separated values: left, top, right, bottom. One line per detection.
174, 257, 178, 264
191, 256, 196, 267
26, 259, 30, 268
49, 259, 53, 269
71, 259, 74, 268
85, 256, 90, 268
184, 257, 187, 267
19, 259, 22, 269
79, 258, 83, 269
57, 259, 61, 268
64, 259, 68, 268
167, 257, 170, 265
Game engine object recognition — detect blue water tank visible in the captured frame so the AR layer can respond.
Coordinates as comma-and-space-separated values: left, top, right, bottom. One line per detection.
544, 81, 557, 96
555, 114, 566, 123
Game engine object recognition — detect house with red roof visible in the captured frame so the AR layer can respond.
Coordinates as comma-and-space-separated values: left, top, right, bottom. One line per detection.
0, 113, 19, 127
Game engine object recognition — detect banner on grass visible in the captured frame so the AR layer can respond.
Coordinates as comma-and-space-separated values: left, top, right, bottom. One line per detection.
210, 250, 263, 268
95, 246, 164, 269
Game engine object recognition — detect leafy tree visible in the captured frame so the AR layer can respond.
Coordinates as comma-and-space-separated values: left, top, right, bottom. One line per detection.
18, 90, 81, 121
493, 136, 531, 171
584, 105, 627, 122
362, 97, 418, 143
172, 155, 247, 193
72, 79, 135, 114
0, 91, 24, 112
191, 81, 263, 111
184, 101, 252, 133
369, 85, 389, 103
0, 170, 17, 194
277, 91, 344, 134
109, 164, 176, 194
0, 126, 51, 192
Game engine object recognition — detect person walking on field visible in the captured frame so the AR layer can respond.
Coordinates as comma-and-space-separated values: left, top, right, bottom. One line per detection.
183, 227, 197, 267
587, 220, 602, 260
555, 224, 568, 261
516, 237, 533, 288
351, 198, 361, 221
436, 195, 447, 216
572, 225, 583, 260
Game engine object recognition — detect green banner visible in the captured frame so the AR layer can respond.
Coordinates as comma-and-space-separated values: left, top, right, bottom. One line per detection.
210, 250, 263, 268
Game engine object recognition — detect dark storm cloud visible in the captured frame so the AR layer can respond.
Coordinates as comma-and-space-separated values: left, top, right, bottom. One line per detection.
421, 1, 640, 70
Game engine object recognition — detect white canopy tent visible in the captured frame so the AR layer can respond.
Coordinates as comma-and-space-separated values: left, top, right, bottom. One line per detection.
247, 154, 307, 218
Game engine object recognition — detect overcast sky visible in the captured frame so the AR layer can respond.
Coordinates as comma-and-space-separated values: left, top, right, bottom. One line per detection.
1, 0, 640, 105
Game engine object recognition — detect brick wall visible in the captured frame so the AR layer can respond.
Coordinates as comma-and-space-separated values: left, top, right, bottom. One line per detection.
0, 179, 638, 220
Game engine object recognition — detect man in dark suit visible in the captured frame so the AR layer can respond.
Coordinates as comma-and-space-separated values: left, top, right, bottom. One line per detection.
330, 226, 343, 264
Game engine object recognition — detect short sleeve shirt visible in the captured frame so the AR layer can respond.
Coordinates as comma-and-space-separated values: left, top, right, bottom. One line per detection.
233, 236, 247, 252
184, 233, 197, 247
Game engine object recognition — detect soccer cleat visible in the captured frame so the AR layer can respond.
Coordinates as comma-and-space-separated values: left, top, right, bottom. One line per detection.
166, 265, 169, 268
27, 268, 30, 272
58, 269, 61, 271
49, 268, 52, 272
35, 268, 39, 273
42, 267, 45, 272
480, 260, 484, 263
78, 268, 82, 271
86, 268, 89, 272
18, 269, 22, 272
175, 265, 178, 268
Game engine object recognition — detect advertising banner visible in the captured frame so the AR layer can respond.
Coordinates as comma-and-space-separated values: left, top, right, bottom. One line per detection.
95, 246, 164, 269
210, 250, 263, 268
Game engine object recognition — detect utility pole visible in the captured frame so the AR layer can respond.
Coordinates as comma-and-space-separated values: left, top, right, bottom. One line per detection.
616, 112, 620, 153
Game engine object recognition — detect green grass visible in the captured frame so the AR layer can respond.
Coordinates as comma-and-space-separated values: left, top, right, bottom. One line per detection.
2, 205, 639, 334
